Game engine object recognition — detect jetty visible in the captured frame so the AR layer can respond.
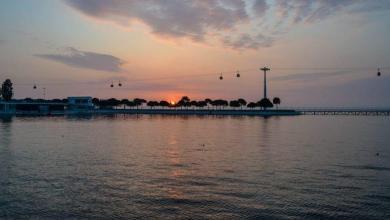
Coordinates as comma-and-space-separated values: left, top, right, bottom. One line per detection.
297, 108, 390, 116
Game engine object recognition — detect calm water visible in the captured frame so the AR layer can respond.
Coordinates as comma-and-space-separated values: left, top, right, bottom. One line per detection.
0, 115, 389, 219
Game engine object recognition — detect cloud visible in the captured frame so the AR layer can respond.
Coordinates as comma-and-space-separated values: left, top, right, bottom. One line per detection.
252, 0, 269, 17
271, 70, 354, 82
65, 0, 248, 42
273, 0, 390, 24
222, 33, 274, 50
63, 0, 390, 50
35, 47, 125, 72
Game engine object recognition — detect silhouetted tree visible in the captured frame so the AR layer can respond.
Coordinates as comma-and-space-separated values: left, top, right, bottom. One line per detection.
258, 98, 273, 110
204, 99, 212, 109
273, 97, 281, 109
107, 98, 120, 109
212, 99, 228, 109
97, 99, 111, 109
210, 100, 218, 109
197, 101, 207, 109
190, 100, 198, 109
134, 98, 147, 109
181, 96, 190, 102
24, 98, 33, 103
121, 99, 129, 109
125, 100, 136, 109
229, 100, 240, 109
184, 101, 191, 109
177, 96, 191, 109
221, 100, 228, 109
238, 98, 247, 109
159, 100, 170, 109
247, 102, 257, 109
1, 79, 13, 101
147, 101, 159, 109
92, 98, 100, 107
205, 98, 212, 104
176, 100, 184, 109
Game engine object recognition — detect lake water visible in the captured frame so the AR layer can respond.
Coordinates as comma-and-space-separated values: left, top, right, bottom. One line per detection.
0, 115, 389, 219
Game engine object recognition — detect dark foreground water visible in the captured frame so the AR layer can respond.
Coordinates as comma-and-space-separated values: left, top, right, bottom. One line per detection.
0, 115, 389, 219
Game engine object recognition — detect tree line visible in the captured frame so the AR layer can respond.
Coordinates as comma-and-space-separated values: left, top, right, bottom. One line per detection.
92, 96, 281, 110
1, 79, 282, 110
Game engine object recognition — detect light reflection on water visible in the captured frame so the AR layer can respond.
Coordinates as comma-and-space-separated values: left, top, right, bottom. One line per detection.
0, 115, 390, 219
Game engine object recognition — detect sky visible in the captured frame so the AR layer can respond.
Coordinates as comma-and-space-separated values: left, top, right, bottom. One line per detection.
0, 0, 390, 107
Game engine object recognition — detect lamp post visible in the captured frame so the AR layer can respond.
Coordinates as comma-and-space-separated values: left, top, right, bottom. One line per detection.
260, 67, 270, 99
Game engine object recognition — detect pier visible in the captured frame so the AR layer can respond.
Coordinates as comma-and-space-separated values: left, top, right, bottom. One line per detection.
2, 99, 390, 117
296, 108, 390, 116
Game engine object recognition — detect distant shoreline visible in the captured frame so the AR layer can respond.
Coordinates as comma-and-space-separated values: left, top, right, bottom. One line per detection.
0, 109, 301, 117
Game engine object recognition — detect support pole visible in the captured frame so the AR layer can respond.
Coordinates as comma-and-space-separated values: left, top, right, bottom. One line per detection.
260, 67, 270, 99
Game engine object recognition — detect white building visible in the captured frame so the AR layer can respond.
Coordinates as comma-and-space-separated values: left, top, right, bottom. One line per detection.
67, 97, 94, 111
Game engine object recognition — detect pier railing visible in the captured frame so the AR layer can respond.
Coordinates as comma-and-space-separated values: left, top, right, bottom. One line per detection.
287, 107, 390, 116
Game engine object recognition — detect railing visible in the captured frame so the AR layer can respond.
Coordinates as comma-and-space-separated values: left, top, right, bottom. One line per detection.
291, 107, 390, 116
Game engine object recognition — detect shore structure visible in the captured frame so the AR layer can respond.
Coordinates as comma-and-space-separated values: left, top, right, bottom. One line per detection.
0, 96, 300, 117
2, 97, 390, 117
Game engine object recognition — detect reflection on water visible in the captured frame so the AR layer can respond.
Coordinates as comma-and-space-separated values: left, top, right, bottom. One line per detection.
0, 115, 389, 219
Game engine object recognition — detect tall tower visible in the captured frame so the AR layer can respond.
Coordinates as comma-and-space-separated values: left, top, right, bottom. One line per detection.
260, 67, 270, 99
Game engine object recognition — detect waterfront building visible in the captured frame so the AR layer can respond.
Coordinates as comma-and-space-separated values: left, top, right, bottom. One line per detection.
67, 97, 94, 112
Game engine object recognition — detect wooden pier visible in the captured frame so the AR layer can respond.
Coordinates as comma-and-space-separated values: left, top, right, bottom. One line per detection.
297, 108, 390, 116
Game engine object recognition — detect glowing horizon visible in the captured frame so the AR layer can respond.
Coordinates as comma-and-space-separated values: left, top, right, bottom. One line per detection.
0, 0, 390, 107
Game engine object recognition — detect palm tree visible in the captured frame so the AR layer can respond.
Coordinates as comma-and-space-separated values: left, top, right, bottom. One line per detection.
159, 100, 170, 109
238, 98, 247, 109
147, 101, 159, 109
92, 98, 100, 107
1, 79, 13, 101
133, 98, 146, 109
108, 98, 121, 109
121, 99, 129, 109
212, 99, 228, 109
180, 96, 190, 102
197, 101, 207, 109
221, 100, 228, 109
247, 102, 257, 109
258, 98, 273, 110
210, 100, 217, 109
126, 101, 136, 109
190, 100, 198, 109
97, 99, 109, 109
273, 97, 281, 109
178, 96, 190, 109
184, 101, 191, 109
229, 100, 240, 109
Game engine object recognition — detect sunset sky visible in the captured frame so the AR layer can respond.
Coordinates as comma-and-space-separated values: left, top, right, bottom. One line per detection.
0, 0, 390, 107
